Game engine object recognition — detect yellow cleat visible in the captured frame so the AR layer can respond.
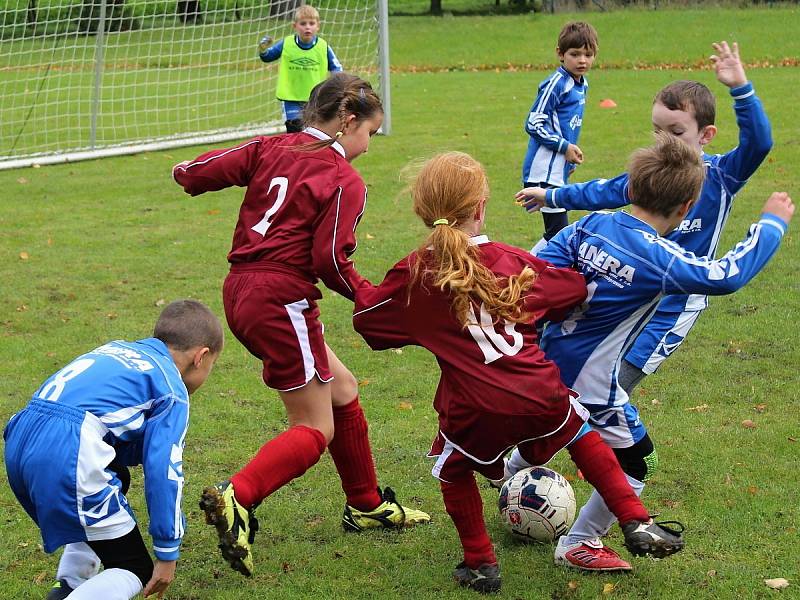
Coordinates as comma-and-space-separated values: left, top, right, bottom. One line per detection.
342, 486, 430, 532
199, 481, 258, 577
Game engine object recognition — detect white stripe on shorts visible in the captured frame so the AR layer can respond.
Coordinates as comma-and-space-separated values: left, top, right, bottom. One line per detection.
285, 299, 315, 384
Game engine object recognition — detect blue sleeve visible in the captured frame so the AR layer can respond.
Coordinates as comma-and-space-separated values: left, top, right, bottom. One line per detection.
660, 214, 786, 296
259, 39, 283, 63
524, 76, 569, 154
715, 83, 773, 196
537, 221, 581, 266
142, 394, 189, 562
327, 46, 342, 72
546, 173, 631, 211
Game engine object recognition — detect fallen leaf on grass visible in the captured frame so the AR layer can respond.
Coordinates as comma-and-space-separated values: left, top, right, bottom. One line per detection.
567, 580, 578, 590
207, 209, 220, 215
741, 419, 756, 429
154, 298, 166, 307
34, 571, 48, 584
651, 399, 661, 405
398, 402, 413, 410
17, 177, 29, 184
19, 251, 29, 260
754, 403, 767, 413
390, 348, 403, 354
747, 485, 758, 495
764, 578, 789, 590
358, 379, 370, 387
365, 233, 375, 240
686, 404, 708, 412
602, 582, 616, 595
707, 570, 717, 578
788, 437, 797, 443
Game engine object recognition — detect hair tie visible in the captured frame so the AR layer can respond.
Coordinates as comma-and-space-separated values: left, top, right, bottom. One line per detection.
359, 87, 366, 99
432, 218, 449, 227
335, 131, 343, 139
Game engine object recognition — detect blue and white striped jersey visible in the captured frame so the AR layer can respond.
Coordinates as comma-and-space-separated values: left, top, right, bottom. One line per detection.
538, 210, 787, 409
521, 66, 588, 186
29, 338, 189, 561
541, 81, 772, 316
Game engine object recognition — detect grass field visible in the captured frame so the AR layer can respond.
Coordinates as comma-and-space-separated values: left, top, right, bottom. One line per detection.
1, 7, 799, 599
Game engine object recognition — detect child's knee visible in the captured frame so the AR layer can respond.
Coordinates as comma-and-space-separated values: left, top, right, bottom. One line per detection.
331, 369, 359, 403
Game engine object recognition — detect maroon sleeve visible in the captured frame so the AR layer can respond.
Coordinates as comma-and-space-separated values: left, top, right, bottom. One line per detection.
172, 138, 263, 196
353, 260, 415, 350
310, 170, 369, 301
524, 263, 587, 323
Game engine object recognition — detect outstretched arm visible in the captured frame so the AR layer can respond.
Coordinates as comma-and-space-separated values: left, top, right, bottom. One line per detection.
662, 192, 793, 296
710, 41, 773, 191
516, 173, 631, 213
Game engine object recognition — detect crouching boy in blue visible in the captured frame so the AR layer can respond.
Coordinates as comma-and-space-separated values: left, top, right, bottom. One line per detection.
4, 299, 223, 599
510, 133, 793, 572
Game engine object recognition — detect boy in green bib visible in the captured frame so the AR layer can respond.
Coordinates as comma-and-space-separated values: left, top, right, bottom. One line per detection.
258, 5, 343, 133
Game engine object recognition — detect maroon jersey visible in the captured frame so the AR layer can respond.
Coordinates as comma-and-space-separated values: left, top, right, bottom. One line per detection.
353, 236, 588, 463
173, 128, 367, 300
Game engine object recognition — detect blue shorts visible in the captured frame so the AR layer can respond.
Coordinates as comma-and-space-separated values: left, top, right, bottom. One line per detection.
625, 309, 702, 374
281, 100, 305, 121
586, 402, 647, 449
4, 400, 136, 553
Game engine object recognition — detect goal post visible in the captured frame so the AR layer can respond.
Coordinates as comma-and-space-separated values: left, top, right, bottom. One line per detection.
0, 0, 390, 170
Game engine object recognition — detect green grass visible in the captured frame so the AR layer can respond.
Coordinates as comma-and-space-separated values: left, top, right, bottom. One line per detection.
1, 7, 799, 599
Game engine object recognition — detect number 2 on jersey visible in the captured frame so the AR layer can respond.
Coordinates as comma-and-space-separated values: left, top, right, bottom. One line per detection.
251, 176, 288, 236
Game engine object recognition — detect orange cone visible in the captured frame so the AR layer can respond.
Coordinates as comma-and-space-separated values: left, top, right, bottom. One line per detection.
599, 98, 617, 108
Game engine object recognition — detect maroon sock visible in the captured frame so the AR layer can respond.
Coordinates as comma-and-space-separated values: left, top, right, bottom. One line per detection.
231, 425, 326, 508
568, 431, 649, 524
440, 477, 497, 568
327, 397, 381, 510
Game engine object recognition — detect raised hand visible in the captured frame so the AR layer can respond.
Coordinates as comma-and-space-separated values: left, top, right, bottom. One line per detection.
710, 41, 747, 89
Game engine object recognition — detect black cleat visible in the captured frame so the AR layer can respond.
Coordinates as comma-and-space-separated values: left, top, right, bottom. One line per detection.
453, 561, 501, 594
622, 519, 685, 558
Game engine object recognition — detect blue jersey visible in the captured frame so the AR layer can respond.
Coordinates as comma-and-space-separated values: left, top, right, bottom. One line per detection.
522, 66, 588, 187
4, 338, 188, 560
540, 81, 772, 316
538, 210, 787, 410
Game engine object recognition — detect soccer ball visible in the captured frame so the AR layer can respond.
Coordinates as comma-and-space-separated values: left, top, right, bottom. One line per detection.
498, 466, 576, 543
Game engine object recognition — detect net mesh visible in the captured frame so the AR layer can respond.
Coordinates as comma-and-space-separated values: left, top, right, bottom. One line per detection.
0, 0, 381, 167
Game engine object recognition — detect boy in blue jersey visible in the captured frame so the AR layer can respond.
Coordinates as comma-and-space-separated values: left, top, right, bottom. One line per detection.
519, 41, 772, 398
4, 300, 224, 599
509, 133, 793, 572
258, 4, 343, 133
522, 21, 598, 255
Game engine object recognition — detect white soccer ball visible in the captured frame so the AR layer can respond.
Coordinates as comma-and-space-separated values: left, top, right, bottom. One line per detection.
498, 466, 576, 543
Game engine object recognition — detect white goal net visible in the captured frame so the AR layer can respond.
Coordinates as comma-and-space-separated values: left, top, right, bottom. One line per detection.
0, 0, 390, 169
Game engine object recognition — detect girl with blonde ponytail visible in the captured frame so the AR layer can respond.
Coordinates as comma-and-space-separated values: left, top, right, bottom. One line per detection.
354, 151, 668, 594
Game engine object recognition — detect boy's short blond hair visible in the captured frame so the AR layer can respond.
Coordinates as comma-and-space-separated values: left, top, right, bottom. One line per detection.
558, 21, 598, 54
628, 132, 705, 218
294, 5, 319, 22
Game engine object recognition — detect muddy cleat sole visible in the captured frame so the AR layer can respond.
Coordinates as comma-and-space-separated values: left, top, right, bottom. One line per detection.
622, 519, 685, 558
199, 481, 257, 577
453, 561, 501, 594
342, 486, 430, 532
45, 579, 74, 600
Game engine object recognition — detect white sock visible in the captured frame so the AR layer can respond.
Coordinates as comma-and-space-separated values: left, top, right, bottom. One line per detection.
530, 237, 549, 256
55, 543, 101, 590
65, 568, 143, 600
506, 447, 533, 476
563, 475, 646, 546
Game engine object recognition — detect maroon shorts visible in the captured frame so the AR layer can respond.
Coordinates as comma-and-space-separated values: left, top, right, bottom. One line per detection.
427, 393, 588, 482
223, 269, 333, 391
